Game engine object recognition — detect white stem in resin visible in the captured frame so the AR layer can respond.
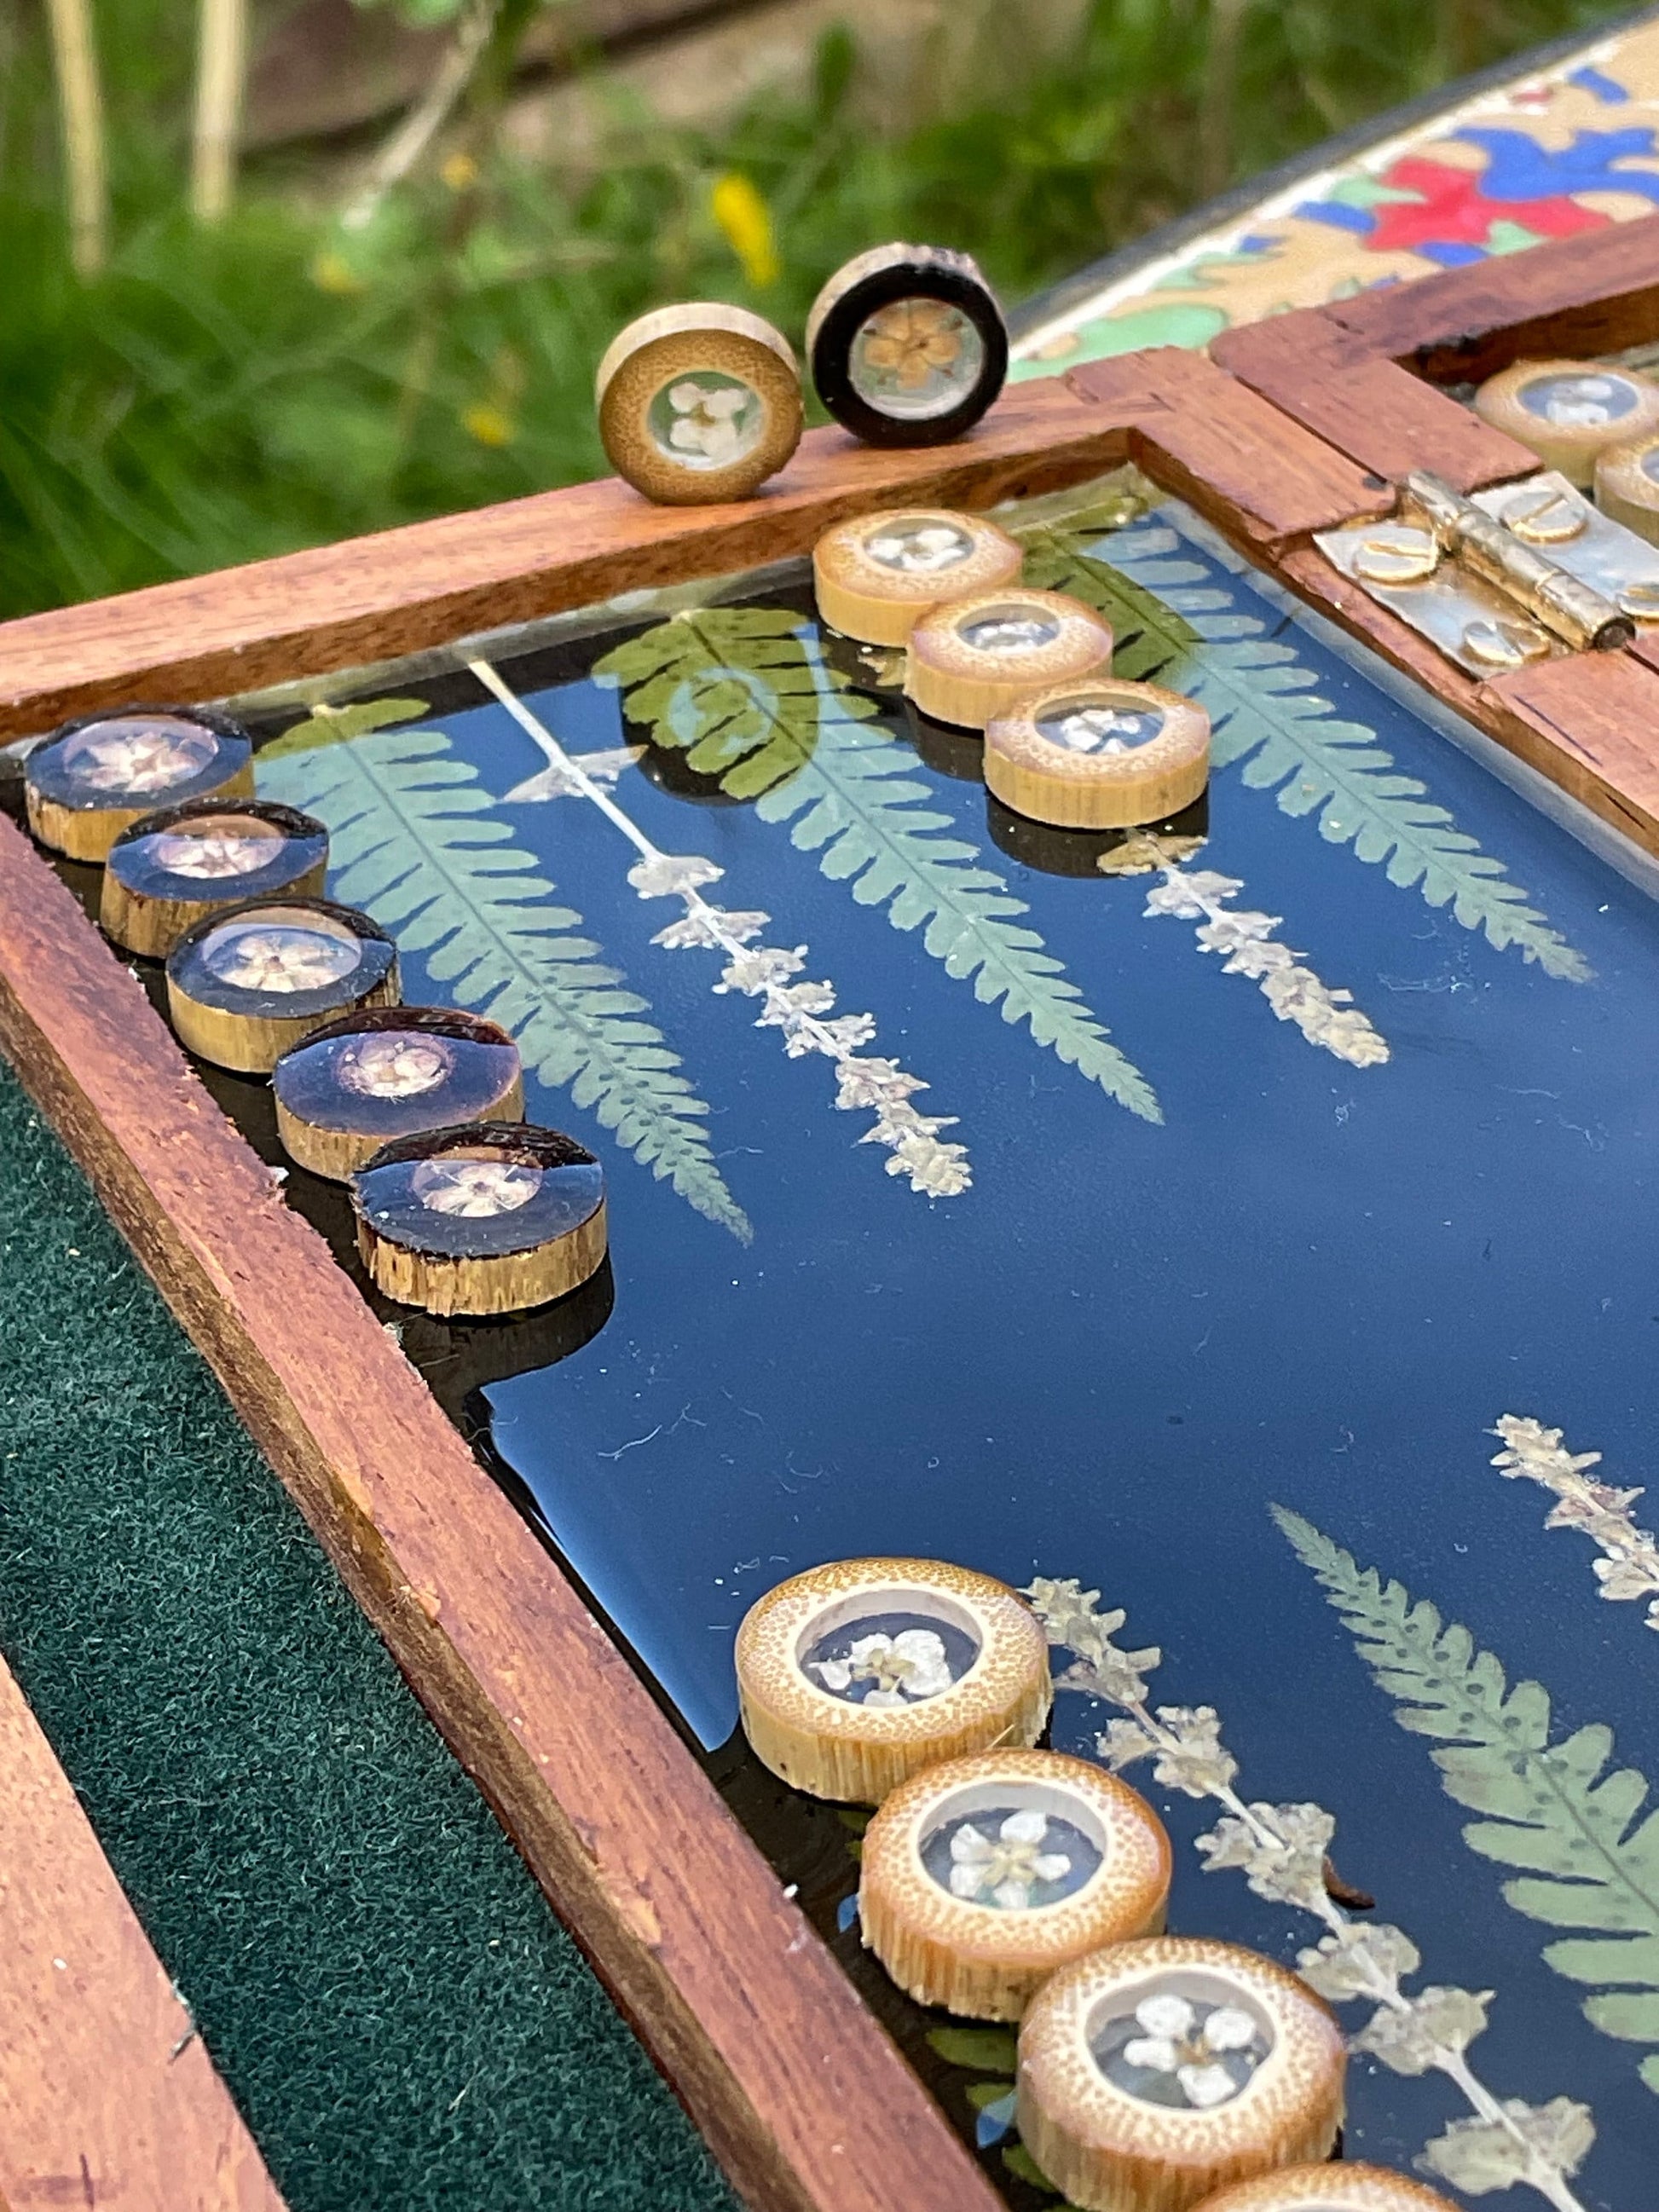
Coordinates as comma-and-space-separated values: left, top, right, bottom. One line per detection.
1024, 1578, 1595, 2212
1490, 1414, 1659, 1630
1135, 838, 1389, 1068
468, 658, 971, 1198
1119, 1716, 1587, 2212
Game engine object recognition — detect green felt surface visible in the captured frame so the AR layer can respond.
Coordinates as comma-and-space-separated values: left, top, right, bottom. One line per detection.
0, 1061, 738, 2212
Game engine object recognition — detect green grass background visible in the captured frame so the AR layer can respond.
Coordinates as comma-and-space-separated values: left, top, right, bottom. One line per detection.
0, 1061, 736, 2211
0, 0, 1639, 621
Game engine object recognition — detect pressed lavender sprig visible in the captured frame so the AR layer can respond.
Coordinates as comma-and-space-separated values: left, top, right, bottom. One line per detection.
1022, 1575, 1595, 2209
1101, 831, 1389, 1068
1490, 1416, 1659, 1631
469, 658, 970, 1198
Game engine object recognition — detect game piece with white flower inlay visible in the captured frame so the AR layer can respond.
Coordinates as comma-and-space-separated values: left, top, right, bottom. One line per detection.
859, 1748, 1171, 2019
26, 706, 255, 863
806, 245, 1008, 448
735, 1558, 1051, 1804
1017, 1936, 1345, 2212
812, 508, 1025, 644
274, 1007, 524, 1181
595, 304, 802, 505
1472, 360, 1659, 486
101, 800, 328, 958
985, 677, 1210, 830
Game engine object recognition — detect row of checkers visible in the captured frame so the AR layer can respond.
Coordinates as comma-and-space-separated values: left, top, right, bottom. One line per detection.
812, 504, 1211, 834
732, 1554, 1454, 2212
20, 710, 606, 1320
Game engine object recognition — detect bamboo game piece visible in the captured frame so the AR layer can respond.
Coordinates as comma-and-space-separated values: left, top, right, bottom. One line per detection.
351, 1122, 607, 1318
984, 677, 1210, 829
735, 1558, 1051, 1805
1596, 430, 1659, 544
274, 1007, 523, 1181
166, 897, 399, 1072
1472, 360, 1659, 487
906, 589, 1113, 730
806, 245, 1009, 448
1016, 1937, 1346, 2212
101, 800, 327, 958
858, 1748, 1170, 2020
596, 304, 803, 505
25, 707, 254, 862
812, 508, 1024, 644
1189, 2165, 1461, 2212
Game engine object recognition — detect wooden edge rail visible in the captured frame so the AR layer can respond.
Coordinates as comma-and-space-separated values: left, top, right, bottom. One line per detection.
0, 378, 1149, 740
0, 1646, 288, 2212
0, 812, 1003, 2212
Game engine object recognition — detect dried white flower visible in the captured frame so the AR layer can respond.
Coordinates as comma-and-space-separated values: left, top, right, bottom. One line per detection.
1421, 2099, 1595, 2193
627, 852, 725, 898
1146, 1707, 1239, 1800
884, 1130, 973, 1198
714, 945, 807, 996
835, 1057, 928, 1112
411, 1158, 541, 1218
1489, 1414, 1659, 1628
501, 744, 644, 803
947, 1810, 1072, 1910
1352, 1987, 1493, 2075
1136, 851, 1388, 1066
1197, 1800, 1332, 1908
651, 906, 769, 951
1298, 1922, 1420, 2001
149, 832, 274, 880
812, 1628, 954, 1706
202, 926, 359, 995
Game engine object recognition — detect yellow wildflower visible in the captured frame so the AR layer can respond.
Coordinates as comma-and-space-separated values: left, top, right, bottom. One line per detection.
710, 172, 779, 289
440, 151, 479, 192
462, 401, 515, 448
310, 250, 366, 297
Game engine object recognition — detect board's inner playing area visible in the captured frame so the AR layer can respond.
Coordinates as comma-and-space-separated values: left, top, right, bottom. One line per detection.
26, 480, 1656, 2207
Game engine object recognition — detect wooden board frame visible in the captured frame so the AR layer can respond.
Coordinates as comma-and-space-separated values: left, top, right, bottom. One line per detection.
4, 218, 1659, 2212
0, 1646, 289, 2212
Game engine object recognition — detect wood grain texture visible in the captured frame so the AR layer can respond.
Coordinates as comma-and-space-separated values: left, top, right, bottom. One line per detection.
1066, 349, 1390, 544
1477, 650, 1659, 852
1209, 316, 1537, 491
0, 813, 1003, 2212
0, 379, 1141, 742
0, 1649, 287, 2212
1317, 211, 1659, 384
1270, 542, 1659, 855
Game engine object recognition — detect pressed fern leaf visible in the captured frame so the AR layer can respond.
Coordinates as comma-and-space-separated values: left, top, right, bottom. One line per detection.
257, 695, 432, 760
257, 724, 751, 1241
1276, 1505, 1659, 2091
593, 610, 1160, 1125
1014, 512, 1590, 983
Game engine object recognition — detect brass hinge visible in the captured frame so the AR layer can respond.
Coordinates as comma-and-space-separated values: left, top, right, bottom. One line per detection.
1315, 471, 1659, 677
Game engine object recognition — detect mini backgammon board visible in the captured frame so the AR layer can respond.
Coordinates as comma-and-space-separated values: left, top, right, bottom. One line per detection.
4, 216, 1659, 2212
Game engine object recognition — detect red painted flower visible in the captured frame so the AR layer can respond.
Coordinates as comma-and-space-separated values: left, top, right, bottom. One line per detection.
1367, 156, 1609, 255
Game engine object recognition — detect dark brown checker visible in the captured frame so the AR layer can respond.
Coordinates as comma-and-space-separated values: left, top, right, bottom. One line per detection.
0, 1648, 288, 2212
1067, 347, 1391, 544
1211, 316, 1538, 491
0, 813, 1003, 2212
